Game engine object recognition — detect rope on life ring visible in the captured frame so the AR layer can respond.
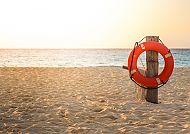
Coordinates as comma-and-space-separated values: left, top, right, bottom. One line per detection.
128, 40, 174, 89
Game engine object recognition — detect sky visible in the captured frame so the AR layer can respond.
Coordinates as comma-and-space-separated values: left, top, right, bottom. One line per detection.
0, 0, 190, 48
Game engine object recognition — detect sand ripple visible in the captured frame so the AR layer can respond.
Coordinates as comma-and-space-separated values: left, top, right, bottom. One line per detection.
0, 67, 189, 133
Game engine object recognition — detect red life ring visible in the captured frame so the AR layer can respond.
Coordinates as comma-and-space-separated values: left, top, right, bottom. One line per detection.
128, 41, 174, 88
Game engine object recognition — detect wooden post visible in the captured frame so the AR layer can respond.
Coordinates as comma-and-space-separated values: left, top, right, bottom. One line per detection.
145, 36, 159, 103
136, 36, 159, 104
136, 70, 146, 102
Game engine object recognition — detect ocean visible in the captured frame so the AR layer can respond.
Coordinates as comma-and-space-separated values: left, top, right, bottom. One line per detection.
0, 49, 189, 68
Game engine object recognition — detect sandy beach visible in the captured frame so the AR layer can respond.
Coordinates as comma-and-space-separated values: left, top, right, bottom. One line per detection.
0, 67, 189, 133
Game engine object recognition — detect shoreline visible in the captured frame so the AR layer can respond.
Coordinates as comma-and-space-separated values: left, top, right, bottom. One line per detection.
0, 66, 190, 68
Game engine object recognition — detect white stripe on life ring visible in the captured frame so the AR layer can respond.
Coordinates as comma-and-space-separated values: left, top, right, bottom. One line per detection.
140, 44, 145, 49
165, 53, 172, 58
156, 78, 161, 85
131, 70, 136, 75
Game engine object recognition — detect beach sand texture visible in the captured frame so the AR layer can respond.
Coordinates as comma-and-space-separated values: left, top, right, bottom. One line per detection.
0, 67, 189, 133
